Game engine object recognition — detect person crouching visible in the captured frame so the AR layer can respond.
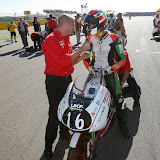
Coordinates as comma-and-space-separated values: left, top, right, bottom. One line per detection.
31, 32, 41, 50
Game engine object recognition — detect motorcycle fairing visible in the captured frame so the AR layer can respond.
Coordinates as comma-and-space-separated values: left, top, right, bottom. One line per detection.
87, 86, 111, 132
58, 76, 111, 133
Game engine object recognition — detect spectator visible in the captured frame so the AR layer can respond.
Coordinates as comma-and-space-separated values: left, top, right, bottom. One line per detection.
42, 14, 90, 159
114, 13, 126, 48
48, 15, 57, 34
82, 13, 88, 37
32, 17, 41, 32
30, 32, 41, 50
75, 13, 82, 45
45, 17, 49, 36
17, 17, 29, 48
7, 20, 17, 43
107, 13, 116, 32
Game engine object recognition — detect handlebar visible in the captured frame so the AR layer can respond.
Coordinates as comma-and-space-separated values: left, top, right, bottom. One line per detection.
89, 67, 108, 77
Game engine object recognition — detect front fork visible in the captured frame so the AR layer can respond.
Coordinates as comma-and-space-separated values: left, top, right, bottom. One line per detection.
69, 132, 97, 159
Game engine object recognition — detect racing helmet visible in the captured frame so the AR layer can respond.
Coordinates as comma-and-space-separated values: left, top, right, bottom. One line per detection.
84, 9, 107, 35
109, 13, 113, 17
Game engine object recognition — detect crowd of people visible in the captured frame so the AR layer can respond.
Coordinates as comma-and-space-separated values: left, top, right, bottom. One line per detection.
7, 15, 58, 50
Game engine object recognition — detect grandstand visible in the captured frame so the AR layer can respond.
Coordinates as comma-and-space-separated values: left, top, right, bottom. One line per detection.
0, 9, 78, 22
123, 12, 156, 16
43, 9, 78, 19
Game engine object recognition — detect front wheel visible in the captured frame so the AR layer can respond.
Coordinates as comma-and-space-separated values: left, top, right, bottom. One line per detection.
67, 147, 88, 160
67, 132, 94, 160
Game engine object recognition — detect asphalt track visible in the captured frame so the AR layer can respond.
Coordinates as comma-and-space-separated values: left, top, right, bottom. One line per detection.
0, 16, 160, 160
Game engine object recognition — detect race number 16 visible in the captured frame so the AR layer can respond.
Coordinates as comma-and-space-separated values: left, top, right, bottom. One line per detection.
67, 112, 84, 129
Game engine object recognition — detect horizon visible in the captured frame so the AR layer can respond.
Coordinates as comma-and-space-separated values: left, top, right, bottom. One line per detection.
0, 11, 158, 18
0, 0, 159, 17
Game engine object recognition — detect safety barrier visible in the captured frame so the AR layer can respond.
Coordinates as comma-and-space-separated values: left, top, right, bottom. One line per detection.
0, 20, 46, 30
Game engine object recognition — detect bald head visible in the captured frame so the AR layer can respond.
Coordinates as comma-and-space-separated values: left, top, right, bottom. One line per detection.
57, 14, 74, 37
58, 14, 74, 27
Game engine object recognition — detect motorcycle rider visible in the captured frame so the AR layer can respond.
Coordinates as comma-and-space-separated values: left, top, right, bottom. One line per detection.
153, 12, 160, 37
82, 9, 131, 138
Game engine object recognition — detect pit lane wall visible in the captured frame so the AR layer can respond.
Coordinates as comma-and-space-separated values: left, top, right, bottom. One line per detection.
0, 20, 46, 30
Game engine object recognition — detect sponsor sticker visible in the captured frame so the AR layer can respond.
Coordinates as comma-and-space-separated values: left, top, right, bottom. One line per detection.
70, 103, 83, 111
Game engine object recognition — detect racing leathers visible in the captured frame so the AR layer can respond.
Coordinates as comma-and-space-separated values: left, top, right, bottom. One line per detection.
84, 31, 131, 138
153, 16, 160, 36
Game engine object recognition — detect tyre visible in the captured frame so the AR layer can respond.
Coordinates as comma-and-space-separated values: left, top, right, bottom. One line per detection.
67, 132, 93, 160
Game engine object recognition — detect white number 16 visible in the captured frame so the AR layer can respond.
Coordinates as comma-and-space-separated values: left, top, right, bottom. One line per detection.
67, 112, 84, 129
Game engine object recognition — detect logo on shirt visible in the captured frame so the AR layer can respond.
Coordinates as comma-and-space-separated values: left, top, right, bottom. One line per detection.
59, 40, 65, 49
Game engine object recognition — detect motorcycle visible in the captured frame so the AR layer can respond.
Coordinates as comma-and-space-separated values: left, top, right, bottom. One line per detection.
58, 69, 116, 159
152, 21, 160, 41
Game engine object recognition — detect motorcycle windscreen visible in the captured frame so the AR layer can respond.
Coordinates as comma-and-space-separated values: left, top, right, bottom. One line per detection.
62, 106, 92, 131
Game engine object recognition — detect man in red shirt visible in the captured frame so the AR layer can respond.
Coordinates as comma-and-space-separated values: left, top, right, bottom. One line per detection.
117, 50, 141, 107
42, 14, 90, 159
48, 15, 57, 34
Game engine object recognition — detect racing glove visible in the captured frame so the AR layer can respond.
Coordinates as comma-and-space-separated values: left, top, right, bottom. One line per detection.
88, 66, 95, 75
105, 66, 113, 74
88, 66, 101, 77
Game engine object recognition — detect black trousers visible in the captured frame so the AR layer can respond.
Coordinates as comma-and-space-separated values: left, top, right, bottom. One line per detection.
104, 73, 122, 111
45, 74, 72, 149
119, 73, 140, 102
33, 34, 41, 49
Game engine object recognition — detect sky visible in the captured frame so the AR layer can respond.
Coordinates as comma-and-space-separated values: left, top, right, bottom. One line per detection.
0, 0, 159, 16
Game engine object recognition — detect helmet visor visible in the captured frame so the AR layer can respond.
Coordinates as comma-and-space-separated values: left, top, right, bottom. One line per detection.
84, 15, 98, 29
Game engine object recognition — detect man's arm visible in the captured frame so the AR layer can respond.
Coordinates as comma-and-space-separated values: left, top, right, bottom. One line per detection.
153, 19, 156, 27
71, 40, 91, 63
24, 21, 29, 27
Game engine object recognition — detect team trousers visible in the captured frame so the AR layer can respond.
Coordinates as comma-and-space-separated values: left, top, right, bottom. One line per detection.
45, 74, 72, 150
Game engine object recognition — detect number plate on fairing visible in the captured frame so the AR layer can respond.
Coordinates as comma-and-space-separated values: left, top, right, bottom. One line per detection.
62, 105, 92, 131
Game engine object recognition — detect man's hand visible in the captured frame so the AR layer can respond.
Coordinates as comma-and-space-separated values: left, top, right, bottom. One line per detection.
72, 51, 90, 64
81, 51, 90, 60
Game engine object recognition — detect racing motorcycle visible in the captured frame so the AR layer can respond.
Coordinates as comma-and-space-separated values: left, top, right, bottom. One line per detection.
58, 69, 116, 159
152, 20, 160, 41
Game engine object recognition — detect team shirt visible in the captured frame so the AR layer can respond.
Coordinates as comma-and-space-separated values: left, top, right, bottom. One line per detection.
42, 29, 74, 76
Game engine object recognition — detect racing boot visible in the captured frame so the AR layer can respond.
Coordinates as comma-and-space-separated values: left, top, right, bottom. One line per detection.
117, 100, 131, 139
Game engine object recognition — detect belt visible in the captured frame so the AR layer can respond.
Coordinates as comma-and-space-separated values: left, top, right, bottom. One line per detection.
46, 74, 71, 80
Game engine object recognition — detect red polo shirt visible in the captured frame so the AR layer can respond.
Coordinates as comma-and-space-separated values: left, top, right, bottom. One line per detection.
118, 50, 131, 76
48, 18, 57, 29
30, 32, 40, 40
42, 29, 74, 76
